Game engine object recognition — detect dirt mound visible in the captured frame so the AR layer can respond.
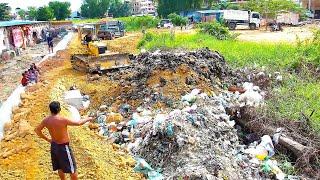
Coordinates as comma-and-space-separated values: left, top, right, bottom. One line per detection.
107, 48, 233, 109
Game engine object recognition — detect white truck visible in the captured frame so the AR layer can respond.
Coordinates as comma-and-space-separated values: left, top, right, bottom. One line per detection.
220, 10, 261, 30
276, 12, 299, 26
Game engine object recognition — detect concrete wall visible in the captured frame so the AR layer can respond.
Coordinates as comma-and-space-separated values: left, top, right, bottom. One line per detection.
0, 27, 10, 53
301, 0, 320, 10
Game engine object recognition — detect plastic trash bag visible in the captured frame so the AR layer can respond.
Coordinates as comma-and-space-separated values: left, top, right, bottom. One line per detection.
134, 158, 163, 180
262, 159, 285, 180
245, 135, 275, 160
182, 89, 201, 103
97, 115, 107, 124
166, 122, 174, 137
260, 135, 275, 158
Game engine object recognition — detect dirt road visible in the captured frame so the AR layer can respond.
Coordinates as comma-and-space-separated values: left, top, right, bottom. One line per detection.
0, 39, 61, 104
0, 35, 142, 179
236, 25, 316, 43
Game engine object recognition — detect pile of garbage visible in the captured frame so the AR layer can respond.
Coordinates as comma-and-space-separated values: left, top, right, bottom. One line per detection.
90, 86, 288, 179
107, 48, 233, 108
87, 49, 292, 179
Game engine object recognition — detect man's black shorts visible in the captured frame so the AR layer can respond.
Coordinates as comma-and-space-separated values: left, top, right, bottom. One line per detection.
51, 142, 77, 173
48, 42, 53, 48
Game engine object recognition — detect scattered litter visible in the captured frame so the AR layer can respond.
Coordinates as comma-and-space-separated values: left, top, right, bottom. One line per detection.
134, 158, 163, 180
64, 89, 90, 110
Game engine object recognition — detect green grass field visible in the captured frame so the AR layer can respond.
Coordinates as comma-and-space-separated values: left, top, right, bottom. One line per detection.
140, 32, 299, 69
140, 31, 320, 132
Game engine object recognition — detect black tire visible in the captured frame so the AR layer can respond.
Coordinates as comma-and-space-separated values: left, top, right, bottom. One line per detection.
249, 23, 256, 30
228, 22, 236, 30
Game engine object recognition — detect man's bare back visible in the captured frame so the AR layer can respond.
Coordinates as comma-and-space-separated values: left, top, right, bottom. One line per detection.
43, 115, 70, 144
35, 101, 93, 180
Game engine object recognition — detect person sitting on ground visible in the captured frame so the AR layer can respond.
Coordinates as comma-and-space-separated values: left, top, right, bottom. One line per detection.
33, 68, 39, 83
30, 64, 40, 82
28, 68, 37, 84
25, 70, 30, 82
31, 63, 40, 74
21, 72, 28, 86
35, 101, 94, 180
47, 32, 54, 54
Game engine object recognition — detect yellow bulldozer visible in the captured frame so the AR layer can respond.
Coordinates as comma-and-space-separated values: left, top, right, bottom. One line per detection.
71, 23, 130, 73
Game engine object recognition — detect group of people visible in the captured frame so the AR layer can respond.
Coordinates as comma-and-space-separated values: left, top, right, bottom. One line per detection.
21, 63, 40, 86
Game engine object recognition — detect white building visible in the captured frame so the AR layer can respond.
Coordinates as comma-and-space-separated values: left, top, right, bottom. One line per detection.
131, 0, 156, 15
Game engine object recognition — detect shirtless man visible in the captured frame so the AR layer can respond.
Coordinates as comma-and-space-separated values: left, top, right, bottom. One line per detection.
35, 101, 93, 180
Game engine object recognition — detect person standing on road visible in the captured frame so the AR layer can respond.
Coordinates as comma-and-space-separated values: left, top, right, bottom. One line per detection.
35, 101, 94, 180
46, 32, 54, 53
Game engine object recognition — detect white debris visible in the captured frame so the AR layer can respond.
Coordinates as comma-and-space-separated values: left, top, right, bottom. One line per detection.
68, 105, 81, 122
64, 90, 90, 110
0, 85, 26, 140
239, 82, 263, 107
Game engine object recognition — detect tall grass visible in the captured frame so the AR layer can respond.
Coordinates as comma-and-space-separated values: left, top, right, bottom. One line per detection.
117, 16, 160, 32
141, 32, 297, 69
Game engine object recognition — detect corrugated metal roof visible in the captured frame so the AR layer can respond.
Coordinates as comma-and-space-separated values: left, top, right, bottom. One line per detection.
196, 10, 221, 14
0, 20, 48, 28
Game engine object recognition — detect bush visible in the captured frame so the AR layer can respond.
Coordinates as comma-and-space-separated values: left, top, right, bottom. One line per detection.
198, 22, 234, 40
138, 32, 155, 48
117, 16, 160, 32
296, 29, 320, 65
168, 13, 188, 26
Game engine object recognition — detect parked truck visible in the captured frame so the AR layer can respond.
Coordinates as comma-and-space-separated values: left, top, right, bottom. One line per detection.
220, 10, 261, 30
276, 12, 299, 26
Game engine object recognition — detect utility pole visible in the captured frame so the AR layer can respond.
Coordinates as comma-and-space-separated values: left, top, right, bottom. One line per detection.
308, 0, 311, 11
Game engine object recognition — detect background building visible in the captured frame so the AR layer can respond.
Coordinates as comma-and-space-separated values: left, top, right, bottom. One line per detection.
300, 0, 320, 18
131, 0, 156, 15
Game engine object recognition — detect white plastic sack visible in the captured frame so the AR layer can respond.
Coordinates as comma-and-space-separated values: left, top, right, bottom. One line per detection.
68, 105, 81, 122
64, 90, 90, 110
239, 82, 263, 107
0, 85, 25, 140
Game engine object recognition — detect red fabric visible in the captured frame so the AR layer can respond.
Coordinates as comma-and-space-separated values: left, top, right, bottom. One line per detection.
21, 77, 28, 86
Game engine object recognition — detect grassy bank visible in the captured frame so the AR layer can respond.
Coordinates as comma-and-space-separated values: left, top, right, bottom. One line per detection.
140, 31, 320, 132
140, 32, 298, 69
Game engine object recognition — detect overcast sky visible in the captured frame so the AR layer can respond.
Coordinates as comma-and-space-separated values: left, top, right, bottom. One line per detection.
0, 0, 83, 11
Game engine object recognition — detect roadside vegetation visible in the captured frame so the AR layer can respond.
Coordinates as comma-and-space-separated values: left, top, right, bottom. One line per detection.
72, 16, 160, 32
139, 26, 320, 132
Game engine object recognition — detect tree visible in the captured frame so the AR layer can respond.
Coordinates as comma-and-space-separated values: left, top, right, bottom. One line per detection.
168, 13, 188, 26
36, 6, 54, 21
49, 1, 71, 20
81, 0, 111, 18
205, 0, 215, 9
0, 3, 11, 21
18, 9, 26, 20
212, 0, 240, 10
157, 0, 204, 17
109, 0, 132, 18
242, 0, 305, 30
242, 0, 303, 19
28, 7, 38, 20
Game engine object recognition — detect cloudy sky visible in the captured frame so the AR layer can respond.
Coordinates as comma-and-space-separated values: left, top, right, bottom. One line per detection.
0, 0, 83, 11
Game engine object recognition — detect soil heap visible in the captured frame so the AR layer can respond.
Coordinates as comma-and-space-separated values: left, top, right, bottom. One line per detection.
106, 48, 233, 110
